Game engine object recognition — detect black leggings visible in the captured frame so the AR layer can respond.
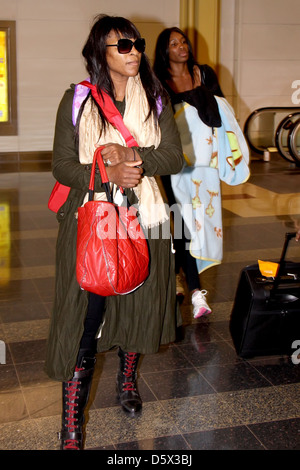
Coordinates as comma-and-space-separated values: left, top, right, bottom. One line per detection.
173, 232, 200, 292
79, 293, 105, 353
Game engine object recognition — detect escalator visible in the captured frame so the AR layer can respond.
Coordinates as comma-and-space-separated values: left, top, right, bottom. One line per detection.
244, 107, 300, 166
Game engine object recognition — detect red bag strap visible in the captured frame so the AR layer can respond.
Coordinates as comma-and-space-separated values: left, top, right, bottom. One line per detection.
79, 81, 138, 148
80, 82, 134, 201
88, 146, 113, 202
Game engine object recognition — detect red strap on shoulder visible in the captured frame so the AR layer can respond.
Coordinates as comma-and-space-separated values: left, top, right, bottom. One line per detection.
79, 81, 138, 147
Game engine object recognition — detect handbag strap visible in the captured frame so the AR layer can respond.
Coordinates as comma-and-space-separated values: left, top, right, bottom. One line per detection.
88, 146, 113, 203
80, 82, 138, 203
79, 81, 138, 148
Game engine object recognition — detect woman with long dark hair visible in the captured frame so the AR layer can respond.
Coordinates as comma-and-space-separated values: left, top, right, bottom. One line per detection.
45, 15, 183, 450
154, 27, 249, 318
153, 27, 223, 318
153, 27, 223, 97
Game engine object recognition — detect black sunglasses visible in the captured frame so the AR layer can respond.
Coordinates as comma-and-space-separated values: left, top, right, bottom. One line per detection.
106, 38, 146, 54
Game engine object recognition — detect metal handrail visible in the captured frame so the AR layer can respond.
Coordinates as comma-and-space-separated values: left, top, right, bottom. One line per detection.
275, 112, 300, 163
288, 118, 300, 164
243, 107, 300, 164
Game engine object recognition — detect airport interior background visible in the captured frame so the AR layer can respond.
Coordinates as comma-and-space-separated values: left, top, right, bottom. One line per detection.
0, 0, 300, 451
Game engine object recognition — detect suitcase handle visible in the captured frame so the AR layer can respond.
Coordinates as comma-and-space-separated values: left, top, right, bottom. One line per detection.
271, 232, 297, 293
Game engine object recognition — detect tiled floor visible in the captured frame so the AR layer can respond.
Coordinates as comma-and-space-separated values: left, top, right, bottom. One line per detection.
0, 152, 300, 451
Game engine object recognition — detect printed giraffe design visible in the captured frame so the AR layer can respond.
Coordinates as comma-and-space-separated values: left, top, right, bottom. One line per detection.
210, 151, 218, 168
195, 219, 202, 232
214, 227, 222, 238
192, 179, 202, 209
210, 130, 218, 168
206, 190, 219, 217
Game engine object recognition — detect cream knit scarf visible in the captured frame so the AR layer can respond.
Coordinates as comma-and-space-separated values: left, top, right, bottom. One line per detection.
78, 75, 168, 228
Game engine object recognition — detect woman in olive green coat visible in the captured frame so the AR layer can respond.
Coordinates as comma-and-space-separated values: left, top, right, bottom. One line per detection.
45, 14, 183, 450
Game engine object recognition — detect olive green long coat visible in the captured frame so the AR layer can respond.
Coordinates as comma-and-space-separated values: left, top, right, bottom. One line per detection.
44, 86, 184, 381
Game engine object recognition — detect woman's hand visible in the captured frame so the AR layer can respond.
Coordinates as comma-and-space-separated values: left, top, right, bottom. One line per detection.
101, 143, 135, 166
105, 160, 143, 188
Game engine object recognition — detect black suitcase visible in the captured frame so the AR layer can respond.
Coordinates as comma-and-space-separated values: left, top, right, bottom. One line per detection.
230, 232, 300, 358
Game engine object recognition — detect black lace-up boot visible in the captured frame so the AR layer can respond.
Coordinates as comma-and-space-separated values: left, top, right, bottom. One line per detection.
58, 351, 96, 450
116, 348, 142, 414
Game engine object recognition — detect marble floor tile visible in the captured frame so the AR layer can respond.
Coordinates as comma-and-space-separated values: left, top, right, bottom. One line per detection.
115, 434, 191, 451
221, 386, 300, 424
89, 402, 182, 445
0, 419, 39, 450
248, 418, 300, 450
198, 362, 272, 392
142, 367, 215, 400
160, 394, 244, 433
183, 425, 265, 450
0, 390, 29, 424
1, 153, 300, 450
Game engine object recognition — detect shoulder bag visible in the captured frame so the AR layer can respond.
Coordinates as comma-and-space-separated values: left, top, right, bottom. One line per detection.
76, 146, 149, 296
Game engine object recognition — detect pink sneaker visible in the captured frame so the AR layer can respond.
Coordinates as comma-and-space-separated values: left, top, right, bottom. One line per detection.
192, 290, 212, 318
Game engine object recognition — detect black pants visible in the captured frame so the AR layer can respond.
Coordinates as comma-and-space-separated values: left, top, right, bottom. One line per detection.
78, 293, 105, 357
174, 230, 200, 292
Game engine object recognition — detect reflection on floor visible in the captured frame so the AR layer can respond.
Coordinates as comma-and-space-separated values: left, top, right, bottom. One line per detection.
0, 152, 300, 451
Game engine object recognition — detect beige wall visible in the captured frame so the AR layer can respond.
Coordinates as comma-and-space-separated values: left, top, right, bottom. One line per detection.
0, 0, 180, 153
2, 0, 300, 152
219, 0, 300, 127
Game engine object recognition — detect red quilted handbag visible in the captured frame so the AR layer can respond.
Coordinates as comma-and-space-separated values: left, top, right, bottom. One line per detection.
76, 147, 149, 296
